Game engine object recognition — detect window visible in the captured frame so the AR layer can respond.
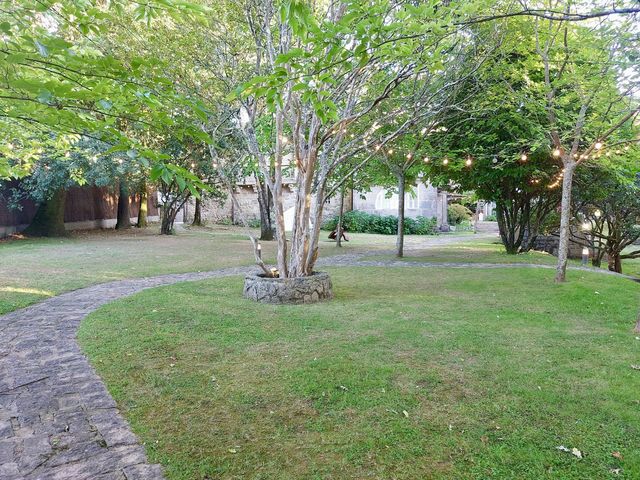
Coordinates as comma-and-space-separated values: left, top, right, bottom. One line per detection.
375, 190, 398, 210
375, 188, 419, 210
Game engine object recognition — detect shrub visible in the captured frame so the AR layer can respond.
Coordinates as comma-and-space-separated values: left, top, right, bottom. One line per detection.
246, 218, 261, 228
447, 203, 472, 225
484, 213, 497, 222
322, 210, 437, 235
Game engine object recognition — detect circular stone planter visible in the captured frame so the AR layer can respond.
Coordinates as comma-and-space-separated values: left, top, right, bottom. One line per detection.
243, 271, 333, 304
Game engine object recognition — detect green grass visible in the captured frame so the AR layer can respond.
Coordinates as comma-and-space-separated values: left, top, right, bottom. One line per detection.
79, 267, 640, 480
0, 226, 260, 314
367, 240, 559, 265
0, 224, 472, 315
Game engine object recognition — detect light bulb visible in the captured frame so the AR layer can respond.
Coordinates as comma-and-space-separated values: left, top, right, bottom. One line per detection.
465, 158, 472, 166
442, 158, 449, 166
552, 148, 561, 157
594, 141, 602, 150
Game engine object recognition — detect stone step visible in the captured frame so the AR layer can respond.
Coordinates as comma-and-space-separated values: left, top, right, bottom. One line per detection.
475, 221, 499, 233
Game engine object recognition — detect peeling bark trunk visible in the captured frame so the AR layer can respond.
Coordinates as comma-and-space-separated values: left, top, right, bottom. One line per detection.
555, 161, 577, 283
24, 189, 67, 237
116, 180, 131, 230
256, 177, 273, 241
396, 175, 405, 258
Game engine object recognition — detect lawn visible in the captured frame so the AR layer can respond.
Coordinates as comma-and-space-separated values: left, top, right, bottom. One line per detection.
0, 225, 478, 315
367, 240, 559, 265
79, 267, 640, 480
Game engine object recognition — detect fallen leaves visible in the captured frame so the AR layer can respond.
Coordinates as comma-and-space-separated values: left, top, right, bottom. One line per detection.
612, 451, 623, 460
556, 445, 582, 459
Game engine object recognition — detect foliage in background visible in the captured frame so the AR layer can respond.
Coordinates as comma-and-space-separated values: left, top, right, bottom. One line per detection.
322, 210, 437, 236
447, 203, 472, 225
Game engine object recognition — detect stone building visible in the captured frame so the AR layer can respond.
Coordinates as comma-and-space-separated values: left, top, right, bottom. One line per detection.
190, 175, 451, 229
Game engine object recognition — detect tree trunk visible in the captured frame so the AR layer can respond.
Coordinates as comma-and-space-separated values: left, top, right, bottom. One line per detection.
192, 195, 203, 226
608, 252, 622, 273
256, 178, 273, 241
555, 161, 577, 283
496, 200, 519, 254
336, 186, 345, 248
24, 189, 67, 237
396, 175, 405, 258
160, 206, 175, 235
115, 180, 131, 230
136, 186, 148, 228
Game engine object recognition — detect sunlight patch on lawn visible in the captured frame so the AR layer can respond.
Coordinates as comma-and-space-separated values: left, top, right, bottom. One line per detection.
0, 286, 54, 297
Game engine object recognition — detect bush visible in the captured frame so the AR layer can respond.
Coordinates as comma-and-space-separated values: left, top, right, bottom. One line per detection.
447, 203, 472, 225
322, 210, 438, 235
484, 213, 497, 222
246, 218, 261, 228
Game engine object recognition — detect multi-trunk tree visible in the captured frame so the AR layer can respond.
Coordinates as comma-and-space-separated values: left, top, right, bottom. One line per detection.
233, 0, 496, 277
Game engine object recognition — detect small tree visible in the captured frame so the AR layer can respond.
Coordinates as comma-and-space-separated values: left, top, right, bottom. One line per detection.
573, 161, 640, 273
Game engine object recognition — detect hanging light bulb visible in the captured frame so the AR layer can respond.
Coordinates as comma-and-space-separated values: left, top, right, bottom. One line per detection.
465, 157, 472, 167
375, 145, 381, 151
552, 148, 561, 157
442, 158, 449, 166
594, 209, 602, 218
388, 149, 394, 154
594, 141, 603, 150
492, 157, 498, 164
423, 157, 430, 163
406, 153, 412, 159
520, 153, 528, 162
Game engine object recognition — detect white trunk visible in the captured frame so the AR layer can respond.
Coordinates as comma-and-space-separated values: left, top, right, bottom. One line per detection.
396, 175, 405, 258
555, 160, 576, 283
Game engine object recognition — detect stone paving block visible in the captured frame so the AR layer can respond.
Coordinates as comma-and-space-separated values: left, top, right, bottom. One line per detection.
0, 265, 247, 479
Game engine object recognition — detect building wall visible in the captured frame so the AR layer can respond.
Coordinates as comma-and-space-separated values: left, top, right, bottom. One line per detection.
353, 182, 446, 226
192, 181, 446, 228
189, 184, 344, 226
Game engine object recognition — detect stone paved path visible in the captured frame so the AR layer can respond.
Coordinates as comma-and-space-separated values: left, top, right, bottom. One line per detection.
0, 267, 248, 480
1, 242, 636, 480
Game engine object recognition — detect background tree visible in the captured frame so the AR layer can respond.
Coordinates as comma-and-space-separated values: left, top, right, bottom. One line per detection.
572, 157, 640, 273
532, 8, 640, 281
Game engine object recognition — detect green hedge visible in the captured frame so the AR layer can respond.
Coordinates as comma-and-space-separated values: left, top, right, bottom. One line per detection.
322, 210, 438, 235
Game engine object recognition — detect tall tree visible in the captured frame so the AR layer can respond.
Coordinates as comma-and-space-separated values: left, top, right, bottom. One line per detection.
531, 7, 640, 281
